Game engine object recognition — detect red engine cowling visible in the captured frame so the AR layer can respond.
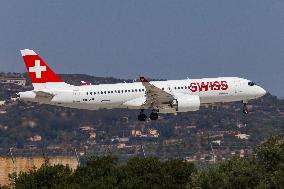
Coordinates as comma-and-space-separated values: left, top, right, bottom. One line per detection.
171, 95, 200, 112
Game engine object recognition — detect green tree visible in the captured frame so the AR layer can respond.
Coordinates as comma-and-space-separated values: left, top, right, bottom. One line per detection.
118, 157, 163, 189
256, 135, 284, 172
190, 156, 261, 189
190, 136, 284, 189
72, 156, 119, 189
255, 135, 284, 188
161, 159, 196, 189
13, 164, 73, 189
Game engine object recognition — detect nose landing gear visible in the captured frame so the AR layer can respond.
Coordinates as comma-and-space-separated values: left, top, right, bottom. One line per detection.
242, 102, 249, 115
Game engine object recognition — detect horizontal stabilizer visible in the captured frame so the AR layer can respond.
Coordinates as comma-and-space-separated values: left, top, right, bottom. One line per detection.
34, 91, 54, 99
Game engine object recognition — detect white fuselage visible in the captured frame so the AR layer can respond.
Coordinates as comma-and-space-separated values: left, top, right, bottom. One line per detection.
19, 77, 266, 113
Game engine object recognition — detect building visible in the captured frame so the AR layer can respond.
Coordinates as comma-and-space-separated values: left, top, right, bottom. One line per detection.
28, 135, 42, 142
235, 133, 250, 140
0, 77, 26, 86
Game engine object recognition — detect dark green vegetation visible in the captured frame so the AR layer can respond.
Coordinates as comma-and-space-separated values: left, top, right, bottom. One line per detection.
1, 136, 283, 189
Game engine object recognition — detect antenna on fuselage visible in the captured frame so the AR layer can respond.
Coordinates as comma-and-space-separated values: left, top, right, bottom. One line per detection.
187, 77, 190, 80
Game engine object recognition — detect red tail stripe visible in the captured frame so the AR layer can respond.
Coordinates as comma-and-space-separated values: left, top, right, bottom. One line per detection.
22, 55, 62, 83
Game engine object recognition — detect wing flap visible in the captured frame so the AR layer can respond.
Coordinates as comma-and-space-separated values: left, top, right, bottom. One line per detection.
140, 76, 174, 108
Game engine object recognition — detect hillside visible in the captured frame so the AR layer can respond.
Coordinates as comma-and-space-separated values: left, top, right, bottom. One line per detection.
0, 73, 283, 162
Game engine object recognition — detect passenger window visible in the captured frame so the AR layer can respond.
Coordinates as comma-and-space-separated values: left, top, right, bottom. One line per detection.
118, 90, 120, 93
128, 90, 131, 92
162, 88, 164, 90
86, 92, 88, 95
185, 86, 187, 89
178, 87, 180, 89
101, 91, 103, 94
135, 89, 137, 92
181, 87, 183, 89
115, 90, 117, 93
132, 89, 134, 92
139, 89, 141, 92
90, 92, 92, 95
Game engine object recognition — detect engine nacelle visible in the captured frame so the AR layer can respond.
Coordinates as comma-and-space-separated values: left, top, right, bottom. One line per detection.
123, 97, 146, 109
172, 95, 200, 112
18, 91, 36, 101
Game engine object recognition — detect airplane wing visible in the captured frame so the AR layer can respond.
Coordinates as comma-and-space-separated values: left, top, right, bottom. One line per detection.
140, 76, 174, 108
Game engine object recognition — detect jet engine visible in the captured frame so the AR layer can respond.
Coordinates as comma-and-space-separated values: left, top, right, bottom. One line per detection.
18, 91, 36, 101
171, 95, 200, 112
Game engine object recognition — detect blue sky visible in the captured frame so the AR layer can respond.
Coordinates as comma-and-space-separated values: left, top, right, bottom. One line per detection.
0, 1, 283, 97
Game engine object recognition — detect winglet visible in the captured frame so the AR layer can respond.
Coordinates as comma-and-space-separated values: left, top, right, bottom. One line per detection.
139, 75, 149, 83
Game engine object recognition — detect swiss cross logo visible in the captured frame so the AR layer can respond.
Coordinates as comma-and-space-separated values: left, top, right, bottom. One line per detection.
29, 60, 46, 78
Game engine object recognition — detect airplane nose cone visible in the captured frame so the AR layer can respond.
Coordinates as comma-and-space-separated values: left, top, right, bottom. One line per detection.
258, 87, 266, 97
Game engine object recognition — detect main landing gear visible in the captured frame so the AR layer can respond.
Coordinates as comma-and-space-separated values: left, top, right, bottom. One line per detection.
150, 110, 159, 121
242, 101, 249, 115
138, 109, 147, 121
138, 109, 159, 121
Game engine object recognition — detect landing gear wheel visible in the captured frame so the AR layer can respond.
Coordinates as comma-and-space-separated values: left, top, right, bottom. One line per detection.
150, 110, 159, 120
243, 103, 249, 115
138, 109, 147, 121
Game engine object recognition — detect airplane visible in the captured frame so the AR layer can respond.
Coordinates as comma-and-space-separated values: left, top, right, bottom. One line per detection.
18, 49, 266, 121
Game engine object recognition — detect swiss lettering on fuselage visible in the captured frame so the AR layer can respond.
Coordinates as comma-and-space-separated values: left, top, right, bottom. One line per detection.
189, 81, 228, 92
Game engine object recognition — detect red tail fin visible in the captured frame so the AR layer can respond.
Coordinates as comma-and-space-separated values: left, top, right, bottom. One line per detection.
20, 49, 62, 83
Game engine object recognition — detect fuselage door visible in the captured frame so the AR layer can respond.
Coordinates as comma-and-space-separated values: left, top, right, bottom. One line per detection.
73, 88, 81, 102
234, 80, 241, 94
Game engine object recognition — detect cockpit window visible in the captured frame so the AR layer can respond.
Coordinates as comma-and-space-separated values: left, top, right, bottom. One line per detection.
248, 82, 256, 86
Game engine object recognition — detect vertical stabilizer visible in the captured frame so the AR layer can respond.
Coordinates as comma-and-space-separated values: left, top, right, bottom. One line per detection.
20, 49, 69, 89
